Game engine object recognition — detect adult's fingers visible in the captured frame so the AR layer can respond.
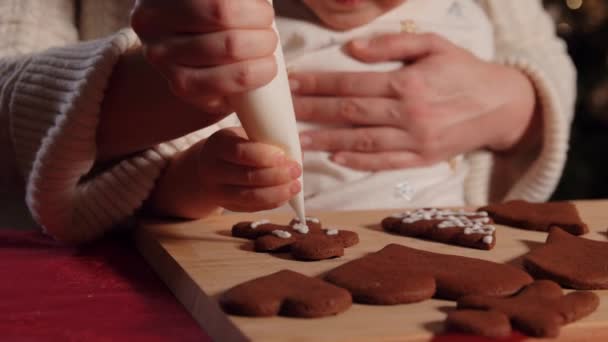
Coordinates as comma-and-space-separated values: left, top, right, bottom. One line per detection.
329, 111, 500, 171
132, 0, 274, 39
299, 127, 412, 153
145, 29, 277, 67
289, 70, 398, 97
161, 56, 277, 98
346, 32, 455, 63
293, 96, 403, 126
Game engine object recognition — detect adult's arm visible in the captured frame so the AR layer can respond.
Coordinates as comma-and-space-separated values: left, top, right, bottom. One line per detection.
468, 0, 576, 204
1, 0, 278, 243
0, 1, 213, 243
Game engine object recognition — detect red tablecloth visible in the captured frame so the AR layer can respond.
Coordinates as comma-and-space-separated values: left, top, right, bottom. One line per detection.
0, 229, 211, 342
0, 229, 525, 342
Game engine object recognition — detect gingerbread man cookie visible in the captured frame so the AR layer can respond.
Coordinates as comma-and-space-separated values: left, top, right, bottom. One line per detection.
446, 280, 599, 338
220, 270, 352, 318
478, 200, 588, 235
324, 244, 532, 305
382, 208, 496, 250
524, 227, 608, 289
232, 217, 359, 261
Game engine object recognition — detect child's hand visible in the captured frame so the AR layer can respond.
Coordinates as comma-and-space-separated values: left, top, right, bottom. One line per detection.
150, 128, 302, 218
131, 0, 278, 110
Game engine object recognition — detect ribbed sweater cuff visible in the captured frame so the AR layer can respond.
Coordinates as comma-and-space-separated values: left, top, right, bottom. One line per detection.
466, 55, 570, 205
7, 29, 182, 243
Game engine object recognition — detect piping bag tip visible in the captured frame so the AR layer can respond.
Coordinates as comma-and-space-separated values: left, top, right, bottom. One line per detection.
230, 0, 307, 224
290, 191, 307, 223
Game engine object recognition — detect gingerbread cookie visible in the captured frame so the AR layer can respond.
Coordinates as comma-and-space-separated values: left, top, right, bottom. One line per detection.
446, 280, 599, 338
382, 208, 496, 250
232, 217, 359, 261
478, 200, 588, 235
220, 270, 352, 318
324, 244, 532, 305
524, 227, 608, 289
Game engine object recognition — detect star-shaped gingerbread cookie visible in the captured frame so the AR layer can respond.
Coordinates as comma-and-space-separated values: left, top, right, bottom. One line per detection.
382, 208, 496, 250
524, 227, 608, 289
232, 217, 359, 261
445, 280, 599, 338
478, 200, 588, 235
220, 270, 352, 318
324, 243, 532, 305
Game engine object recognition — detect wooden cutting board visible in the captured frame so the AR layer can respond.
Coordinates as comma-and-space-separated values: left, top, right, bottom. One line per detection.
135, 200, 608, 341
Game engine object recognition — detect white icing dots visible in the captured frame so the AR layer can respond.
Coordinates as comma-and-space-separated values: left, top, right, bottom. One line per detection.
272, 230, 292, 239
391, 211, 411, 219
483, 235, 494, 245
392, 208, 495, 245
292, 222, 310, 234
291, 217, 319, 234
250, 219, 270, 229
325, 229, 339, 236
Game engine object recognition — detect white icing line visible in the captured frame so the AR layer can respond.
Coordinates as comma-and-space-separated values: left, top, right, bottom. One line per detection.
250, 219, 270, 229
482, 235, 494, 245
292, 222, 309, 234
394, 208, 495, 241
272, 230, 292, 239
326, 229, 339, 236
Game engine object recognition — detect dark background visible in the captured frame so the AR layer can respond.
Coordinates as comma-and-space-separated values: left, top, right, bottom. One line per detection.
544, 0, 608, 200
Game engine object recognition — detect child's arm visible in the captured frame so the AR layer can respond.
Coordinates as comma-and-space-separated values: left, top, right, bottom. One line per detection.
149, 128, 302, 219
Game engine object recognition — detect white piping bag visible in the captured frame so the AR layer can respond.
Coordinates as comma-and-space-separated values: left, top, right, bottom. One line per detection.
228, 0, 306, 223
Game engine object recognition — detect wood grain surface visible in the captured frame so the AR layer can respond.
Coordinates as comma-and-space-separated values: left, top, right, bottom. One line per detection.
136, 200, 608, 342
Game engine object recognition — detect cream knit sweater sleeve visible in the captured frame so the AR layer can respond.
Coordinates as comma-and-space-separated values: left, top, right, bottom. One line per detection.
0, 0, 203, 242
466, 0, 576, 205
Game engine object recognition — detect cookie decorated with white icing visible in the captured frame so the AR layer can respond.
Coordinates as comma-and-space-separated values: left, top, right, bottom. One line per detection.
381, 208, 496, 250
231, 218, 359, 261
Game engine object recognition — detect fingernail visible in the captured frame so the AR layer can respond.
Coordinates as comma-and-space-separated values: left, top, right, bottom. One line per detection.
289, 163, 302, 178
289, 78, 300, 91
300, 135, 312, 147
351, 38, 369, 49
290, 181, 302, 194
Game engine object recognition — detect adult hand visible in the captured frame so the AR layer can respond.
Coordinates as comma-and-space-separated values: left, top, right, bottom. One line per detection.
289, 32, 537, 171
131, 0, 278, 109
98, 0, 279, 162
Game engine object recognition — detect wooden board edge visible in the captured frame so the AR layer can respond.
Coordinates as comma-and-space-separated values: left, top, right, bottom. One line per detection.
134, 227, 250, 342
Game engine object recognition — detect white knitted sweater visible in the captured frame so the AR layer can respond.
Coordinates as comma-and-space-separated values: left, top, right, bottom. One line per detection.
0, 0, 576, 242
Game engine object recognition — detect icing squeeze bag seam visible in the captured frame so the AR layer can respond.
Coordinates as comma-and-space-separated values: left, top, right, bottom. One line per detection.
227, 0, 306, 223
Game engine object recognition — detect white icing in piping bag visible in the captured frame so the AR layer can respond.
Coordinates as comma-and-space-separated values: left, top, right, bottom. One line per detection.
228, 0, 306, 223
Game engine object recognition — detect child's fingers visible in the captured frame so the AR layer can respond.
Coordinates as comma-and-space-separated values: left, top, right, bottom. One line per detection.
207, 129, 290, 167
213, 160, 301, 186
220, 180, 302, 212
